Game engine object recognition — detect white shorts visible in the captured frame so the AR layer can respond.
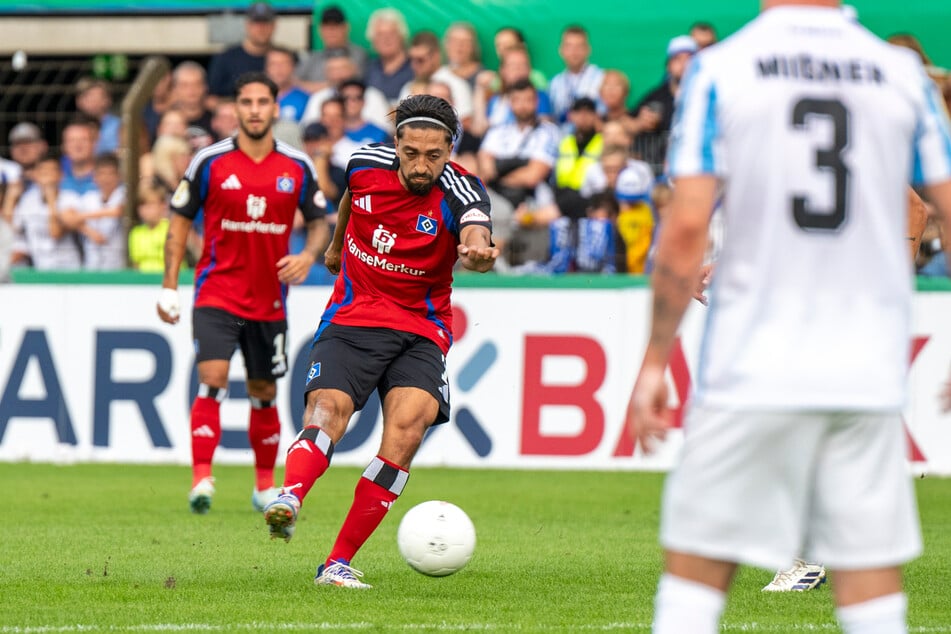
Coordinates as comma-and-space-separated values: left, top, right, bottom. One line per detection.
660, 406, 922, 571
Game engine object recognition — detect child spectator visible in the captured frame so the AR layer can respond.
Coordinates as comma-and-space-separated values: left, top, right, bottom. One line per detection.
614, 162, 656, 273
128, 181, 169, 273
7, 154, 82, 270
545, 192, 618, 274
59, 152, 126, 270
575, 193, 618, 273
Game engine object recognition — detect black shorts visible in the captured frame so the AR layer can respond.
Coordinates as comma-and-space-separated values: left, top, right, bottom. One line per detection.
192, 307, 288, 380
305, 323, 450, 425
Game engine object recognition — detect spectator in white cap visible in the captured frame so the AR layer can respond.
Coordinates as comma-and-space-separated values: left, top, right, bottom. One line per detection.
614, 161, 656, 273
625, 34, 699, 173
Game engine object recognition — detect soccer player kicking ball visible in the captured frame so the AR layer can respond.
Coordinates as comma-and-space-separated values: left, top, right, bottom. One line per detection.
264, 94, 499, 588
158, 72, 328, 515
627, 1, 951, 633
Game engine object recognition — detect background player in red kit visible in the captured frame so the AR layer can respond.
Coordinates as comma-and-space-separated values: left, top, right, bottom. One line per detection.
157, 72, 328, 514
264, 94, 498, 588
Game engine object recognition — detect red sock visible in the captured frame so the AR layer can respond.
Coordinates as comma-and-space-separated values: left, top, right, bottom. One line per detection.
249, 400, 280, 491
327, 456, 407, 565
282, 426, 333, 502
190, 395, 222, 486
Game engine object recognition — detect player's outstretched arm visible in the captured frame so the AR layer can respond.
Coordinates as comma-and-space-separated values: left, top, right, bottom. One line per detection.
324, 189, 352, 275
457, 225, 499, 273
157, 213, 192, 325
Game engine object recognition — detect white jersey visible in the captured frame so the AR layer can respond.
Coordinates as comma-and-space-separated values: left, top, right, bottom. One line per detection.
59, 185, 127, 270
12, 184, 82, 271
668, 6, 951, 410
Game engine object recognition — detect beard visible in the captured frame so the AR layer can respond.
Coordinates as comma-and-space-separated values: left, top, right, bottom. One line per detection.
239, 118, 272, 140
405, 173, 435, 195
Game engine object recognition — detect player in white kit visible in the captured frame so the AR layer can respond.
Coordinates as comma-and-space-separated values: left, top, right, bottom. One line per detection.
627, 1, 951, 633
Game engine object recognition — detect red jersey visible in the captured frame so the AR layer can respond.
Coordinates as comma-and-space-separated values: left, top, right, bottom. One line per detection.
171, 138, 326, 321
319, 143, 492, 353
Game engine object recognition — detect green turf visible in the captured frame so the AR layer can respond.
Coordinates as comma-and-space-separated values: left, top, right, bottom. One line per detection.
1, 464, 949, 632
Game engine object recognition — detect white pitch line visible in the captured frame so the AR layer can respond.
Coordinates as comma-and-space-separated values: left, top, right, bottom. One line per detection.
2, 624, 950, 633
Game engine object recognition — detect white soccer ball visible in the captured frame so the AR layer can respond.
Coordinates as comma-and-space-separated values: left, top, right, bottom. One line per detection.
397, 500, 476, 577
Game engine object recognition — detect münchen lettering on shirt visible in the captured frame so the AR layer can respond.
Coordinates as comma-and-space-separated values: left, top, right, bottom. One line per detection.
757, 54, 884, 84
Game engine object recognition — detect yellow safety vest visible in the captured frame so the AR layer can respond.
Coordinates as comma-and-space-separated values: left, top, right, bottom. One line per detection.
128, 219, 169, 273
556, 133, 604, 190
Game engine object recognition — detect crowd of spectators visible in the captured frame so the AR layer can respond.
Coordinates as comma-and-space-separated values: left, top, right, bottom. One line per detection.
1, 2, 949, 280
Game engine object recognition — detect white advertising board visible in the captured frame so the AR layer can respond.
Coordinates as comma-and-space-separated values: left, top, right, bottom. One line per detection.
1, 284, 949, 474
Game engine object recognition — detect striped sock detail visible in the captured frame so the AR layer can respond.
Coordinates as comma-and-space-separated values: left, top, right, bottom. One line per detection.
198, 383, 228, 402
297, 426, 334, 461
249, 396, 273, 409
362, 456, 409, 495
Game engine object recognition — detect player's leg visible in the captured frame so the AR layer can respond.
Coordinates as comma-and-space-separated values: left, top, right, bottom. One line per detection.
246, 378, 280, 511
241, 318, 287, 511
316, 386, 438, 589
316, 334, 448, 588
654, 551, 735, 634
832, 568, 906, 634
654, 408, 826, 632
188, 307, 241, 513
263, 390, 354, 541
811, 413, 920, 634
265, 324, 392, 541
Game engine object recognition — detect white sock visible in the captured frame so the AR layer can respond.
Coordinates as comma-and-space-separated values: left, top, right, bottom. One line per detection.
653, 573, 726, 634
836, 593, 907, 634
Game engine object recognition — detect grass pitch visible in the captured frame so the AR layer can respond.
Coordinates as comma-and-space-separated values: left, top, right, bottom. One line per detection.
2, 464, 950, 632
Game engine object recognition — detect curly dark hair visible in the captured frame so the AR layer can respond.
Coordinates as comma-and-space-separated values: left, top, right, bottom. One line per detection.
234, 72, 278, 99
393, 94, 459, 145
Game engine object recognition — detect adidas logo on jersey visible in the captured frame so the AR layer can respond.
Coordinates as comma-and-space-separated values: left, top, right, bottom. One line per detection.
221, 174, 243, 190
353, 195, 372, 212
192, 425, 216, 438
261, 433, 281, 446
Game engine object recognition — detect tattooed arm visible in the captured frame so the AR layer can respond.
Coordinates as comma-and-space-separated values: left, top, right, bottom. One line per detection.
627, 175, 717, 453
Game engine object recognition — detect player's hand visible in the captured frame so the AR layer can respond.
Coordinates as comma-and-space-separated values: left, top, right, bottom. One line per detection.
277, 252, 315, 285
157, 287, 181, 324
457, 243, 500, 273
626, 363, 671, 455
324, 244, 342, 275
693, 262, 715, 305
